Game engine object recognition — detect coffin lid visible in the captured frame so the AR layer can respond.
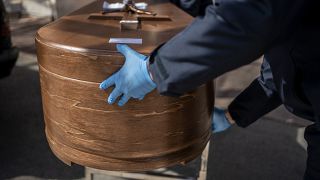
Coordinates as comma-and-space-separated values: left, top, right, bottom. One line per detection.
36, 0, 193, 55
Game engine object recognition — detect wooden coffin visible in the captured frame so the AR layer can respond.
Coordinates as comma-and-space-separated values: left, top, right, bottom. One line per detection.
36, 0, 214, 171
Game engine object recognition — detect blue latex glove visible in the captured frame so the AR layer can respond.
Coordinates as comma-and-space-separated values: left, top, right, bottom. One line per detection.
99, 44, 156, 106
212, 107, 232, 133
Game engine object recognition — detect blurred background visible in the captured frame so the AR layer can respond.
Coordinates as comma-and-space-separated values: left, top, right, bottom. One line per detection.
0, 0, 311, 179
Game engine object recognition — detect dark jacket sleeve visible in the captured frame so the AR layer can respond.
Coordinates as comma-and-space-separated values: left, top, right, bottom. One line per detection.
169, 0, 212, 17
228, 59, 282, 127
149, 0, 304, 96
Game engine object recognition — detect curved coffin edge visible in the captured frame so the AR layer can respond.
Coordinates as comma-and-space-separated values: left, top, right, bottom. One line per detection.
46, 126, 211, 172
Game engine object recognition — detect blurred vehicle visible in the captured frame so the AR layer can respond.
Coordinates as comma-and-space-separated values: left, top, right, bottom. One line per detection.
0, 0, 19, 78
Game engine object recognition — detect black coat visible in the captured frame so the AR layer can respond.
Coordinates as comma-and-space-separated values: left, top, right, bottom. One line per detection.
149, 0, 320, 127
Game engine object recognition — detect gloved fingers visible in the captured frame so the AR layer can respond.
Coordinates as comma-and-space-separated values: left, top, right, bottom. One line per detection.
107, 87, 122, 104
211, 122, 221, 133
118, 94, 131, 106
116, 44, 130, 58
116, 44, 146, 60
100, 74, 116, 90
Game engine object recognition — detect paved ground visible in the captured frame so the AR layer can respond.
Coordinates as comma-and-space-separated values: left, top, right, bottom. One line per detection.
0, 16, 312, 180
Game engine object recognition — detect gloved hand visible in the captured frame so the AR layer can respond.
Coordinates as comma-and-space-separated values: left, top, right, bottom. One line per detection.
99, 44, 156, 106
212, 107, 233, 133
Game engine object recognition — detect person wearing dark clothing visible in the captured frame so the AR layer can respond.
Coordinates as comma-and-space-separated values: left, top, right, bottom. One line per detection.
0, 0, 19, 78
99, 0, 320, 179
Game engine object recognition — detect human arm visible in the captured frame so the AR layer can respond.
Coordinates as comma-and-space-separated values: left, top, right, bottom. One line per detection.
100, 0, 304, 106
213, 79, 281, 131
227, 59, 282, 128
149, 0, 305, 96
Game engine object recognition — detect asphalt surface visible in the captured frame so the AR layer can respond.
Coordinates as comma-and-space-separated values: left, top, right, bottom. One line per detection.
0, 17, 311, 180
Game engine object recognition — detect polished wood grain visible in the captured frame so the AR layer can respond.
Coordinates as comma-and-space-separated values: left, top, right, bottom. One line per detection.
36, 0, 214, 171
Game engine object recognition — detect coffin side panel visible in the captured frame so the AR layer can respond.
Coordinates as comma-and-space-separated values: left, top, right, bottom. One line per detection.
36, 36, 214, 171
